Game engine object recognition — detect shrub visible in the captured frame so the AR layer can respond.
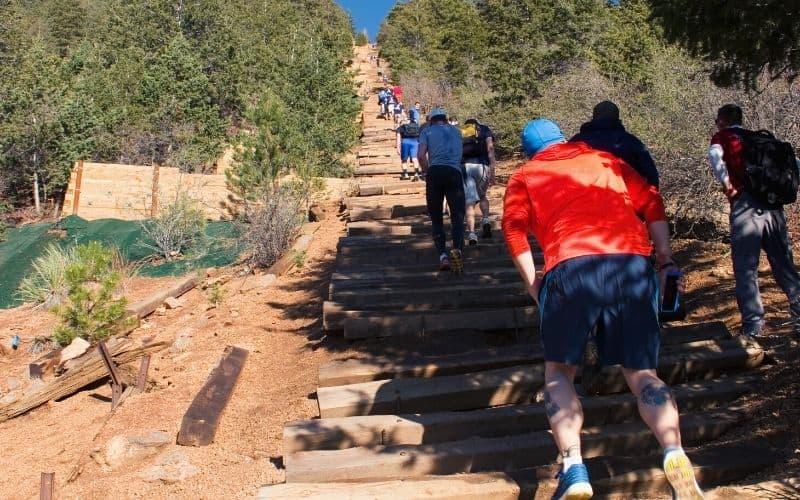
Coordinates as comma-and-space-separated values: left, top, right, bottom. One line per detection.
53, 241, 132, 346
17, 245, 78, 308
243, 186, 304, 268
139, 193, 207, 261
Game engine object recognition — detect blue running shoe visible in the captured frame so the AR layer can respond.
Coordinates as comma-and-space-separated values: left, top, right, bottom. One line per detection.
552, 464, 593, 500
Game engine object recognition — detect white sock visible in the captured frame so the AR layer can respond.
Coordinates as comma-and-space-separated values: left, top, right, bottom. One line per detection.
562, 454, 583, 471
663, 445, 684, 459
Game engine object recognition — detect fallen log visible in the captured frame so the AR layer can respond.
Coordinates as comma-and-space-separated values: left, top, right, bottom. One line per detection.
0, 338, 169, 423
125, 275, 197, 319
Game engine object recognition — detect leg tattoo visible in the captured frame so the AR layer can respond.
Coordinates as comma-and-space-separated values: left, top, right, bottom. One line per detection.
640, 382, 674, 406
544, 390, 561, 418
561, 444, 580, 458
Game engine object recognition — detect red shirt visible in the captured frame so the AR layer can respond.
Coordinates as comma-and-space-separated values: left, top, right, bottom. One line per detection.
392, 85, 403, 102
710, 127, 747, 192
502, 142, 667, 274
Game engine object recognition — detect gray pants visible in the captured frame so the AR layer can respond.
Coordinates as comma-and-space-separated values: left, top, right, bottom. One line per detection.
730, 192, 800, 331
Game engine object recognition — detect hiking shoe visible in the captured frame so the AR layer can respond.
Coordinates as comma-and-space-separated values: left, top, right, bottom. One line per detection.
449, 249, 463, 275
552, 464, 593, 500
663, 450, 703, 499
438, 253, 450, 271
412, 174, 420, 182
400, 171, 409, 180
481, 218, 492, 238
467, 232, 478, 246
739, 321, 764, 338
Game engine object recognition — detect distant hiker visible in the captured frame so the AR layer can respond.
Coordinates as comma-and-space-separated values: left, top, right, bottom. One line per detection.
448, 117, 459, 127
384, 91, 396, 120
460, 118, 497, 245
503, 118, 703, 500
708, 103, 800, 338
396, 118, 422, 181
409, 102, 422, 124
418, 107, 465, 273
378, 89, 387, 116
393, 101, 404, 126
570, 100, 660, 188
392, 84, 403, 103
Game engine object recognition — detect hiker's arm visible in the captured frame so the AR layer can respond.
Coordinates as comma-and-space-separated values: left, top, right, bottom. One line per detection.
396, 132, 402, 155
502, 173, 540, 301
486, 136, 497, 185
417, 143, 429, 172
621, 159, 667, 224
708, 143, 736, 198
647, 219, 685, 296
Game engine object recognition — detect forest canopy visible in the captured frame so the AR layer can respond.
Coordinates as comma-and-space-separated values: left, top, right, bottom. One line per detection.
0, 0, 361, 209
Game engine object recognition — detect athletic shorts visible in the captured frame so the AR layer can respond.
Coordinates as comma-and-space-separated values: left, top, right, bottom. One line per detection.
538, 254, 660, 369
401, 138, 419, 162
463, 161, 490, 204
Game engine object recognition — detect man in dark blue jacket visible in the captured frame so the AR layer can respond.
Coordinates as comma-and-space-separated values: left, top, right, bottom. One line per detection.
570, 101, 659, 188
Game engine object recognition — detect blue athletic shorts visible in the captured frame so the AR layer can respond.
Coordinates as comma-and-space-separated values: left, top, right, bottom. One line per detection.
538, 254, 660, 369
401, 138, 419, 162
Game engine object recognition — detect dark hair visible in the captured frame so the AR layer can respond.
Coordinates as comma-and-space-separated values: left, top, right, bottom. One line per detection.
464, 118, 479, 125
429, 115, 448, 124
717, 104, 743, 125
592, 100, 619, 121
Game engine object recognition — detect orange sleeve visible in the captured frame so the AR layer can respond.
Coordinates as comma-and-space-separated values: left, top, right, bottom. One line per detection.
619, 159, 667, 222
502, 171, 533, 257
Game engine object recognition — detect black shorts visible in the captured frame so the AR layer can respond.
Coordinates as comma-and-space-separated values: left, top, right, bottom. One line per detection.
538, 254, 660, 369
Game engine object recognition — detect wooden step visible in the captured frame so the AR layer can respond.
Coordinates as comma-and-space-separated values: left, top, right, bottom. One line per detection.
315, 338, 761, 416
358, 182, 426, 197
341, 305, 539, 338
344, 195, 424, 209
349, 204, 428, 221
283, 410, 742, 483
355, 166, 407, 176
286, 376, 757, 453
317, 322, 732, 387
330, 267, 521, 285
259, 472, 521, 499
359, 157, 401, 166
332, 256, 516, 275
316, 364, 543, 418
329, 281, 526, 308
347, 220, 503, 236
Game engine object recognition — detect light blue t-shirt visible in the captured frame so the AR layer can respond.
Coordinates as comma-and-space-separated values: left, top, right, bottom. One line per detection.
419, 123, 463, 171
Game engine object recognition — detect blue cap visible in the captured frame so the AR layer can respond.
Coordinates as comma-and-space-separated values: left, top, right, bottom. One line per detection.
521, 119, 565, 158
428, 107, 447, 120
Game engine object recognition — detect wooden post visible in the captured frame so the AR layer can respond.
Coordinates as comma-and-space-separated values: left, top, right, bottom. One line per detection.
137, 355, 151, 392
39, 472, 54, 500
151, 165, 160, 217
72, 160, 84, 215
33, 172, 41, 214
97, 341, 124, 410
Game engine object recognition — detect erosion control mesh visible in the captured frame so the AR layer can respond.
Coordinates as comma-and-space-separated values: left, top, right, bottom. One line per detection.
0, 216, 243, 309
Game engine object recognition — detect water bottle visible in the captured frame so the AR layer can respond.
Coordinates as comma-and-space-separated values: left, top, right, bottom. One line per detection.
660, 269, 686, 322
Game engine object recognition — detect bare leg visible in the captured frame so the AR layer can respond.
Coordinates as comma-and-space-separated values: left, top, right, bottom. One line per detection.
622, 368, 681, 449
479, 197, 490, 219
466, 203, 476, 233
544, 362, 583, 454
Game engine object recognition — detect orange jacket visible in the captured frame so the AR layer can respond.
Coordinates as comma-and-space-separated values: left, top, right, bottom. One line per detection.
502, 142, 667, 274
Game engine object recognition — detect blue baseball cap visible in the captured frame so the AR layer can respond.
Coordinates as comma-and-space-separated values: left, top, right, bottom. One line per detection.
521, 118, 565, 158
428, 107, 447, 120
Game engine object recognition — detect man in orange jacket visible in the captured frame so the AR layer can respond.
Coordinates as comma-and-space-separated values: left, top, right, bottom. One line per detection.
502, 118, 703, 500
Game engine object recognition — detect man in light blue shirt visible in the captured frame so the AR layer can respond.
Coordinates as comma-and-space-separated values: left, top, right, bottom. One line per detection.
418, 107, 465, 273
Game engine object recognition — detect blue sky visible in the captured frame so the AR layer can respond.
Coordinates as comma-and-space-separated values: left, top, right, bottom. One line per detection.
335, 0, 397, 41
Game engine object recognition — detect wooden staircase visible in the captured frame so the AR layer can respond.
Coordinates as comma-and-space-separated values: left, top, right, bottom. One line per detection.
258, 45, 781, 500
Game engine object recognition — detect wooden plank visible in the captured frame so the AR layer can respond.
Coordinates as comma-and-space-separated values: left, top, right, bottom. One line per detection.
125, 275, 197, 319
331, 282, 524, 305
316, 364, 544, 418
315, 339, 762, 418
259, 472, 521, 500
349, 205, 429, 222
72, 160, 84, 215
319, 345, 541, 388
39, 472, 54, 500
286, 376, 758, 453
331, 267, 522, 286
344, 195, 424, 209
283, 411, 740, 483
317, 324, 732, 388
266, 233, 314, 276
341, 306, 538, 338
177, 346, 249, 447
0, 339, 169, 423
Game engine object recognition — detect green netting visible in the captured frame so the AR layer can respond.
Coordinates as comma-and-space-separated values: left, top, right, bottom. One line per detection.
0, 216, 243, 309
